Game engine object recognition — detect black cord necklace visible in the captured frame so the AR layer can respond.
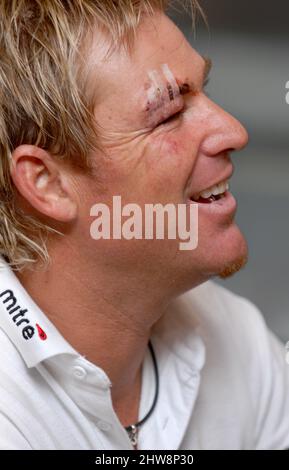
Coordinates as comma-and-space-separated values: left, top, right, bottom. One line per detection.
124, 340, 159, 449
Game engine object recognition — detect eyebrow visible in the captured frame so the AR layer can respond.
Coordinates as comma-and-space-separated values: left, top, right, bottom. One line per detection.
178, 56, 212, 96
203, 56, 212, 84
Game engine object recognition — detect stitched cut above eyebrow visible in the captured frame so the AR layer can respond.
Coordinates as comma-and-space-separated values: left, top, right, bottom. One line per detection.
177, 57, 212, 97
161, 63, 179, 99
167, 83, 174, 101
178, 82, 198, 97
179, 83, 191, 95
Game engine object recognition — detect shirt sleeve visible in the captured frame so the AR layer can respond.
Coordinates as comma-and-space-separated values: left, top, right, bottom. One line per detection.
249, 302, 289, 450
0, 412, 32, 450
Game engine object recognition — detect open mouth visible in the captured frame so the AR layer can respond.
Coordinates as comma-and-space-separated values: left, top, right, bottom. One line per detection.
190, 179, 230, 204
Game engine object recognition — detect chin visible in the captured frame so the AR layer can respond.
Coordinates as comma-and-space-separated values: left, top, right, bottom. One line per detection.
194, 223, 249, 281
215, 225, 248, 279
217, 253, 248, 279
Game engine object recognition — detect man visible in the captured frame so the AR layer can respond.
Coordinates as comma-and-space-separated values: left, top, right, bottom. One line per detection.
0, 0, 288, 450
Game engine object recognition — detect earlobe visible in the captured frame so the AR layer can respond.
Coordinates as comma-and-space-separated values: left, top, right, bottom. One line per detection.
10, 145, 78, 223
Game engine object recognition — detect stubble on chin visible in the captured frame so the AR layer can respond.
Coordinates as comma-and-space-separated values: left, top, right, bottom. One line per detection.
217, 254, 248, 279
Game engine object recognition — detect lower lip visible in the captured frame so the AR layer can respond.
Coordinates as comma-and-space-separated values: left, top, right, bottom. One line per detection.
188, 190, 237, 218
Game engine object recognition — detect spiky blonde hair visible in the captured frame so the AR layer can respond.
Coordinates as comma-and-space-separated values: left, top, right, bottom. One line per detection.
0, 0, 200, 270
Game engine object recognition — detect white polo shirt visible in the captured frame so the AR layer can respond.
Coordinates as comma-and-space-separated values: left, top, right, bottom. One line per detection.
0, 256, 288, 450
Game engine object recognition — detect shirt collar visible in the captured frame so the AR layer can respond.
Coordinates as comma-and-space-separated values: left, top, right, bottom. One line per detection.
0, 256, 78, 368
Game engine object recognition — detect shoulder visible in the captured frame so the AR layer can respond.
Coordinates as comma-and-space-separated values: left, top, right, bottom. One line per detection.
157, 280, 271, 362
156, 279, 271, 382
185, 279, 262, 319
183, 280, 270, 345
179, 280, 283, 385
178, 282, 289, 449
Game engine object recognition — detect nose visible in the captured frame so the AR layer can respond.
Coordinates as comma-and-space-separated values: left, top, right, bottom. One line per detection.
200, 98, 249, 157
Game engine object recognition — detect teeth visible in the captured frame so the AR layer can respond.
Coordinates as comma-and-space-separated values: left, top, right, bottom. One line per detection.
194, 179, 230, 200
200, 189, 213, 199
212, 185, 221, 196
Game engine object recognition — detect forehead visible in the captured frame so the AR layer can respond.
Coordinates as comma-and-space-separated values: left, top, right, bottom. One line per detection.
87, 12, 205, 123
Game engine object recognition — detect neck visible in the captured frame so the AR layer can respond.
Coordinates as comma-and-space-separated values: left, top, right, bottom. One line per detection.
15, 243, 171, 421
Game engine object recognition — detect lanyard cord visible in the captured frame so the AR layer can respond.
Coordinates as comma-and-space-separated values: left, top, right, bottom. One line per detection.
124, 340, 159, 437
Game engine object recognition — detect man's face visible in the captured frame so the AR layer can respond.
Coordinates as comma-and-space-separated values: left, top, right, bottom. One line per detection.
77, 12, 249, 293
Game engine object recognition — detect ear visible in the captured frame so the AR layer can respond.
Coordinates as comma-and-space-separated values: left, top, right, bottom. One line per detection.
10, 145, 78, 222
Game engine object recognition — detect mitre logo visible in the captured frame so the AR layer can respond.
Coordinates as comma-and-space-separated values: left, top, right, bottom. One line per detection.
0, 289, 47, 341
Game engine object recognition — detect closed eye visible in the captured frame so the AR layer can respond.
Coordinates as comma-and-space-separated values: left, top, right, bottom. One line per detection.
158, 77, 211, 127
159, 109, 184, 126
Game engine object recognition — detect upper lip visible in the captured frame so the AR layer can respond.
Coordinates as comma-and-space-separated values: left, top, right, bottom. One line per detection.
189, 165, 234, 199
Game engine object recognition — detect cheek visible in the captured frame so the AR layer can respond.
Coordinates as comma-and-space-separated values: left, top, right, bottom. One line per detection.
163, 137, 179, 155
147, 130, 198, 178
148, 133, 184, 167
140, 134, 191, 198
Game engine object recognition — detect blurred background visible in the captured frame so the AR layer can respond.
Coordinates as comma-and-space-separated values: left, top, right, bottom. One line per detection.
170, 0, 289, 342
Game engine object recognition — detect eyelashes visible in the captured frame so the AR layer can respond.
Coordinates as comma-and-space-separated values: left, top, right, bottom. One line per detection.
203, 77, 211, 97
159, 109, 184, 126
158, 79, 211, 127
203, 77, 210, 88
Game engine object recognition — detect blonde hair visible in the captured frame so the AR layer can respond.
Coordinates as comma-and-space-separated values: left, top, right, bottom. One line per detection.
0, 0, 201, 270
